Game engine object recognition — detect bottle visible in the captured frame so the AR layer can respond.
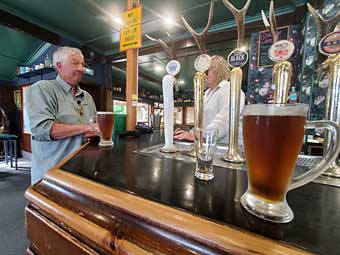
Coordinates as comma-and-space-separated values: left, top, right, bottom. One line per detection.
289, 87, 298, 104
44, 54, 52, 68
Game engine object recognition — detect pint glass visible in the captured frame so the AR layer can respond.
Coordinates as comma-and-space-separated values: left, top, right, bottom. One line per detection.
90, 112, 114, 147
241, 104, 340, 223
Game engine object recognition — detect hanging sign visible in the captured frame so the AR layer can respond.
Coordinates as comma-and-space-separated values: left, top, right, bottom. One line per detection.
120, 6, 142, 51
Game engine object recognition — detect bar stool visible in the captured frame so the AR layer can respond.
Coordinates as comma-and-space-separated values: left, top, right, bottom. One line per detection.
0, 134, 18, 170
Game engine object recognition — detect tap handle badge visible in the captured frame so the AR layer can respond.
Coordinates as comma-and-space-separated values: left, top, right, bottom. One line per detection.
194, 54, 211, 73
166, 60, 181, 76
319, 31, 340, 56
268, 40, 295, 62
227, 49, 248, 68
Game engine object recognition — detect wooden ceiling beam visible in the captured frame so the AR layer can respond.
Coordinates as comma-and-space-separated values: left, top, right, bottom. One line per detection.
0, 9, 61, 45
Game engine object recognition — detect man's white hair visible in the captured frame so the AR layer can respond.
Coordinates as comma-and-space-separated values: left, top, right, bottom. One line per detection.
52, 46, 83, 68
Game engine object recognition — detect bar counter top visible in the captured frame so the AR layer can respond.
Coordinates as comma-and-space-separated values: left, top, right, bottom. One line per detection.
25, 132, 340, 255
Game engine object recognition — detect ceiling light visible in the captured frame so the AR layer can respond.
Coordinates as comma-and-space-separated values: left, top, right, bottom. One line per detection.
179, 79, 185, 84
163, 16, 174, 26
113, 17, 122, 25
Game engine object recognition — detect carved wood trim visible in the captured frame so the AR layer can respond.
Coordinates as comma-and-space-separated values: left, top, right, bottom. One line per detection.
29, 169, 311, 255
26, 207, 101, 255
26, 188, 114, 253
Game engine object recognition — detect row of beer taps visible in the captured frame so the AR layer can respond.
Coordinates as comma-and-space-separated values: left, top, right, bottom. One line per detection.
145, 0, 340, 177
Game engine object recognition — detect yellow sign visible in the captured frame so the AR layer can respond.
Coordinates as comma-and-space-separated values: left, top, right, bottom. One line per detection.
132, 94, 138, 101
120, 24, 142, 51
121, 6, 142, 28
132, 94, 138, 106
120, 6, 142, 51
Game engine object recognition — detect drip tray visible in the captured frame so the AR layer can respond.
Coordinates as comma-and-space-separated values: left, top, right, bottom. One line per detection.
136, 141, 340, 188
136, 141, 246, 171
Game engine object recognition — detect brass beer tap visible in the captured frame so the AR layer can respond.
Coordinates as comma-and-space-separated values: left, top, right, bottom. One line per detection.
308, 3, 340, 177
222, 0, 252, 163
262, 1, 294, 104
181, 0, 214, 157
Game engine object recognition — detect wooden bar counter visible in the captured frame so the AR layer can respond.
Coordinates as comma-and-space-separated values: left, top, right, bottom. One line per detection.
25, 133, 340, 254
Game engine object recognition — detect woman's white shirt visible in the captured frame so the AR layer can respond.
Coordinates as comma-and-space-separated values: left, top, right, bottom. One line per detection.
203, 80, 245, 143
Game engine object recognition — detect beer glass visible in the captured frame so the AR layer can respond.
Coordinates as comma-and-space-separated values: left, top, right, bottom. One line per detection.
90, 112, 114, 147
241, 104, 340, 223
194, 128, 218, 181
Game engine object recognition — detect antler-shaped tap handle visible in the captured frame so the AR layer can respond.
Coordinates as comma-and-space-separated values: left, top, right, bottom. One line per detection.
261, 1, 278, 43
180, 0, 214, 54
223, 0, 252, 48
145, 33, 176, 60
307, 3, 340, 40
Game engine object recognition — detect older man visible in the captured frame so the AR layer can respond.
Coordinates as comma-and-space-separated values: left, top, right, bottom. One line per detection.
27, 46, 98, 184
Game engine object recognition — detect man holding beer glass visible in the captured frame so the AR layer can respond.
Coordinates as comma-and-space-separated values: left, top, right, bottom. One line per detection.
27, 47, 99, 184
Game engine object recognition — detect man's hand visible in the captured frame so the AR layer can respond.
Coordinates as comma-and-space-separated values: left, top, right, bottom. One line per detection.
174, 129, 194, 142
85, 123, 101, 138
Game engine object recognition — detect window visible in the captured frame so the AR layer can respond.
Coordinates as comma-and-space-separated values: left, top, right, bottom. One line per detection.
113, 100, 126, 114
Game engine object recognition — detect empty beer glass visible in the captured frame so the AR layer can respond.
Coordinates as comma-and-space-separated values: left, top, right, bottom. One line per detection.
241, 104, 340, 223
90, 112, 114, 147
194, 128, 218, 181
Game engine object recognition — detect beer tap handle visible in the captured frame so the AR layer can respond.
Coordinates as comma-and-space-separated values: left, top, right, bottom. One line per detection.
145, 34, 176, 60
222, 0, 252, 48
261, 1, 278, 43
307, 3, 340, 40
180, 0, 214, 54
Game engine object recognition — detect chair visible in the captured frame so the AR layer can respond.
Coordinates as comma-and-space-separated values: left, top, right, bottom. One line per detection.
0, 134, 18, 170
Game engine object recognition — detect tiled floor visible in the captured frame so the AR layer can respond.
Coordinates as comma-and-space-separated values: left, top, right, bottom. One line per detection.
0, 157, 31, 255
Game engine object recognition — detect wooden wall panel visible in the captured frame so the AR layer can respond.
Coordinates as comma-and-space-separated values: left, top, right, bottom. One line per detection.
26, 206, 100, 255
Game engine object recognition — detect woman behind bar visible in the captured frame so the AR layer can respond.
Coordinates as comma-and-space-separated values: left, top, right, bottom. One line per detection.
174, 55, 245, 143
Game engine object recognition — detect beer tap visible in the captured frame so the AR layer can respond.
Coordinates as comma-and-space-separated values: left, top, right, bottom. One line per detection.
221, 0, 252, 163
261, 1, 295, 104
180, 0, 214, 157
308, 3, 340, 177
145, 33, 179, 153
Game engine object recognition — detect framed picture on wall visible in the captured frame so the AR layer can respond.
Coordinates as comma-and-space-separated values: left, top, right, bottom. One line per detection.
257, 26, 290, 68
13, 90, 22, 110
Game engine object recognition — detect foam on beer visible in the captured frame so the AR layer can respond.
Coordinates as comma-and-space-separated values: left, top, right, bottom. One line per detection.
243, 104, 308, 116
97, 111, 114, 114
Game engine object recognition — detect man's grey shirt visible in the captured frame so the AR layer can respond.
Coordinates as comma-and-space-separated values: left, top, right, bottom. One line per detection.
27, 76, 96, 184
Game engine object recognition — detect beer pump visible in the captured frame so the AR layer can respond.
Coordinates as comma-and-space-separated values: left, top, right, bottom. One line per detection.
261, 1, 295, 104
145, 33, 179, 153
180, 0, 214, 157
308, 3, 340, 177
221, 0, 252, 163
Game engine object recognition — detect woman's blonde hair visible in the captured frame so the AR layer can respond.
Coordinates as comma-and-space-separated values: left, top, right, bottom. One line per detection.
209, 55, 230, 83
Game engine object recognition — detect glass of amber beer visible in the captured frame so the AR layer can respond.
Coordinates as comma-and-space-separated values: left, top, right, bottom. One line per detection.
90, 112, 114, 147
241, 104, 340, 223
